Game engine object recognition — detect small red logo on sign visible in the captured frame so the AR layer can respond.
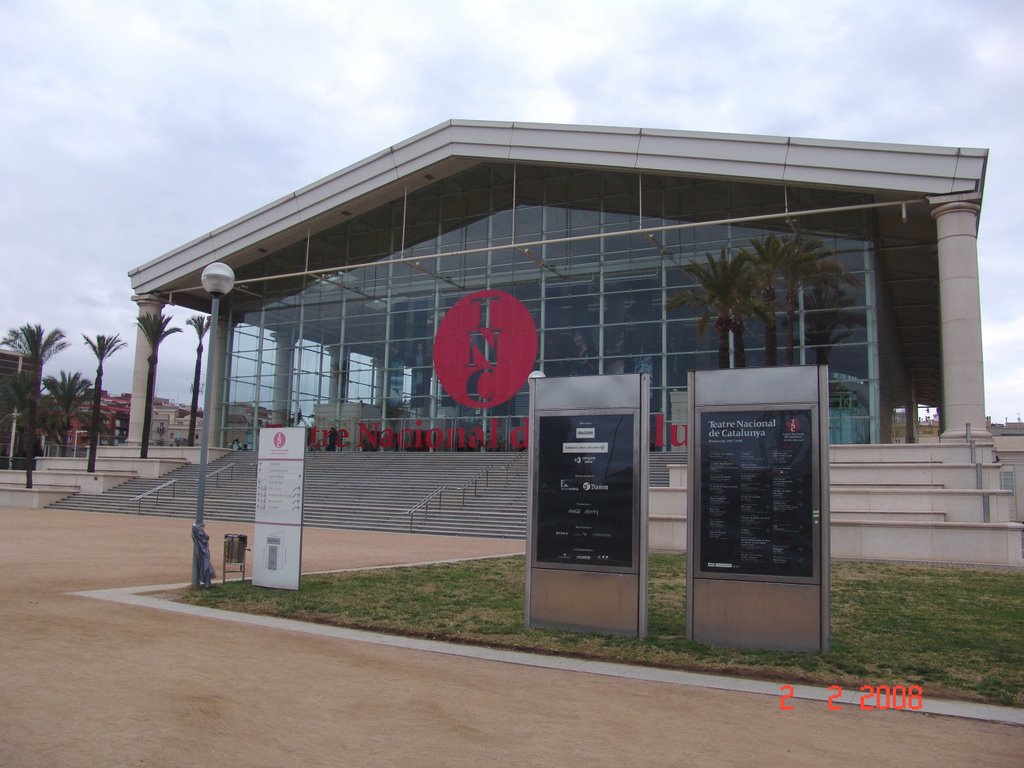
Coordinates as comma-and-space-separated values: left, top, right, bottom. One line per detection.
433, 289, 538, 409
273, 432, 287, 448
787, 418, 800, 433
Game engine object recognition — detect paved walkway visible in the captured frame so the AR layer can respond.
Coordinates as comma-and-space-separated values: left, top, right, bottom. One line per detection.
1, 507, 1021, 767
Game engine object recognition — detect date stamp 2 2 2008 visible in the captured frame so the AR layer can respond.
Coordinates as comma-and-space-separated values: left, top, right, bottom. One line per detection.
779, 684, 924, 712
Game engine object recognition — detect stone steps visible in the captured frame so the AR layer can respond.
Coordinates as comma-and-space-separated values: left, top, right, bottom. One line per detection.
43, 448, 1019, 563
48, 451, 531, 538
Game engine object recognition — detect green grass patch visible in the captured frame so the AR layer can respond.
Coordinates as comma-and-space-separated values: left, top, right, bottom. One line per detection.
181, 555, 1024, 707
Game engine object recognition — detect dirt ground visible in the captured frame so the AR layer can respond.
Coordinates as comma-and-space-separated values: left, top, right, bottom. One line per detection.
0, 507, 1020, 768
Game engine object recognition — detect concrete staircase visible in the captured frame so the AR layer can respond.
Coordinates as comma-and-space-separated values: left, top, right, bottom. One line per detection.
829, 443, 1013, 523
302, 452, 526, 538
46, 451, 683, 540
647, 442, 1023, 565
45, 445, 1020, 564
46, 453, 259, 522
827, 443, 1020, 564
47, 452, 534, 539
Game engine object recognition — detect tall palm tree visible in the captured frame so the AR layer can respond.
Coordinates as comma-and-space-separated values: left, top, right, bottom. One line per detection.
42, 371, 92, 456
135, 312, 181, 459
774, 236, 825, 366
0, 371, 33, 468
746, 234, 790, 367
803, 280, 864, 365
0, 324, 69, 488
82, 333, 128, 472
186, 315, 211, 447
665, 248, 759, 369
779, 235, 860, 365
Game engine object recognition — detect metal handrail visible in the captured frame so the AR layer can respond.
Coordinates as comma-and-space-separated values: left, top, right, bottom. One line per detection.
453, 452, 528, 504
206, 463, 235, 486
408, 486, 446, 531
457, 465, 489, 502
130, 479, 177, 514
407, 453, 529, 529
504, 451, 528, 482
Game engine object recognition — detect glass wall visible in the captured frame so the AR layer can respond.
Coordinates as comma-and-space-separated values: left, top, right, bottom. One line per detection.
220, 163, 880, 449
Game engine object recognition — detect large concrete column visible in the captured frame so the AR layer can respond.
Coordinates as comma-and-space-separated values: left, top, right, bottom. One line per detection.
271, 329, 293, 425
930, 194, 990, 442
127, 294, 165, 445
207, 312, 230, 447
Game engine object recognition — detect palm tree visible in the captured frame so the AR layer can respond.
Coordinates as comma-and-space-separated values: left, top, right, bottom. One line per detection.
42, 371, 92, 456
665, 248, 759, 369
773, 236, 825, 366
82, 333, 128, 472
0, 371, 33, 468
779, 235, 861, 365
185, 315, 211, 447
72, 407, 114, 456
135, 312, 181, 459
746, 234, 790, 366
732, 293, 775, 369
0, 324, 69, 488
803, 280, 864, 365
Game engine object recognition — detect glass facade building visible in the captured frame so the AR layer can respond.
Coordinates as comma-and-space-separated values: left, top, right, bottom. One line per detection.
128, 122, 989, 452
221, 163, 881, 449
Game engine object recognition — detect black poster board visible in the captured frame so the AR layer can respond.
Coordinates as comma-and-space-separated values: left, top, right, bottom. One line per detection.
699, 409, 814, 578
536, 413, 635, 569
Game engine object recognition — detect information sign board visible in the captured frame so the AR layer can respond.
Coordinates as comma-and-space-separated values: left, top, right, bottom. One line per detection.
526, 373, 649, 637
536, 414, 635, 568
252, 427, 305, 590
699, 409, 814, 578
686, 367, 830, 652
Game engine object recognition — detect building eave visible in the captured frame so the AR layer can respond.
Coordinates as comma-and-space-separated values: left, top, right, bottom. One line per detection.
128, 119, 988, 299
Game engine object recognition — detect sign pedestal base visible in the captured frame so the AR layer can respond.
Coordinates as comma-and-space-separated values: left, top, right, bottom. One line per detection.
691, 578, 823, 652
529, 569, 640, 636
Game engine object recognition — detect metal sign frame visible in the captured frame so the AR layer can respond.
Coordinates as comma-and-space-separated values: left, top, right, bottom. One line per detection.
686, 367, 830, 652
525, 373, 649, 637
252, 427, 306, 591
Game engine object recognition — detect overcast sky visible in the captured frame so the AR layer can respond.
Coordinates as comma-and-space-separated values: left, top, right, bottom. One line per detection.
1, 0, 1022, 423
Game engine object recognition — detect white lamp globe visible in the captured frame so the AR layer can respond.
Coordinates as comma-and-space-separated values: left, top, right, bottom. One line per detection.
201, 262, 236, 297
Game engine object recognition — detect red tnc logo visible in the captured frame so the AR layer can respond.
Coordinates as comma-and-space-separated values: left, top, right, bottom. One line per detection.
433, 290, 538, 409
273, 432, 287, 448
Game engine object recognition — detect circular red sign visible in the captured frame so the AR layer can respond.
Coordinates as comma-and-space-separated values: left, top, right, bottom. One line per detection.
433, 289, 538, 409
273, 432, 286, 448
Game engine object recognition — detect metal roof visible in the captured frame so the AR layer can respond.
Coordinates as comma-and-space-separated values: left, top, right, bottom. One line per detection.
128, 119, 987, 299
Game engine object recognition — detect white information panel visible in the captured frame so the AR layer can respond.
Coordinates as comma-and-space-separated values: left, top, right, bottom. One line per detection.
252, 427, 305, 590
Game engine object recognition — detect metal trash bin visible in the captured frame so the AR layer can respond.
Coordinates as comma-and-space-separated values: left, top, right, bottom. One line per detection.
222, 534, 248, 583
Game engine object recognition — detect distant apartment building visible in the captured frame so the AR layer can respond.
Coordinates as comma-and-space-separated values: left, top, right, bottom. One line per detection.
149, 397, 202, 446
96, 392, 132, 446
3, 378, 197, 457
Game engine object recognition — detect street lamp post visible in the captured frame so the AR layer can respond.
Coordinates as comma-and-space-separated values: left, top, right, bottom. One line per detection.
192, 262, 235, 587
8, 409, 17, 468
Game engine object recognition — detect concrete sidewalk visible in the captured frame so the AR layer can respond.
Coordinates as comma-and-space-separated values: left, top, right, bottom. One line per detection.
1, 507, 1021, 767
